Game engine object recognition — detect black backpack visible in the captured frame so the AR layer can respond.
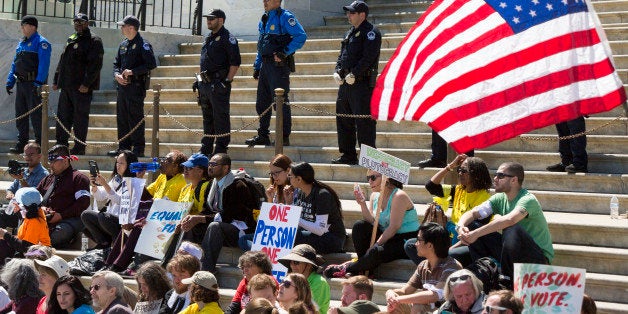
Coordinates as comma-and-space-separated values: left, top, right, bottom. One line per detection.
465, 257, 501, 294
233, 170, 268, 218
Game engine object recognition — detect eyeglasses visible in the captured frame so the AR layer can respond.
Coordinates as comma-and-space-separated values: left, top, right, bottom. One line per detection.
208, 162, 225, 167
89, 284, 102, 291
268, 170, 284, 177
495, 172, 515, 179
448, 274, 470, 285
414, 237, 425, 246
457, 167, 468, 174
280, 280, 293, 288
366, 174, 381, 181
22, 153, 37, 158
484, 305, 508, 313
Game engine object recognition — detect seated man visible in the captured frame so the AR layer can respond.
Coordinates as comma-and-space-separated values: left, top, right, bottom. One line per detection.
386, 222, 462, 313
90, 271, 133, 313
201, 153, 257, 272
482, 290, 523, 314
161, 254, 201, 314
37, 144, 90, 248
457, 162, 554, 287
437, 269, 485, 314
328, 275, 374, 314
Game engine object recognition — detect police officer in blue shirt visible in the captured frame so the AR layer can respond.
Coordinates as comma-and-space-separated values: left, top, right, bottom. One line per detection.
332, 1, 381, 165
245, 0, 306, 147
6, 16, 52, 154
108, 15, 156, 157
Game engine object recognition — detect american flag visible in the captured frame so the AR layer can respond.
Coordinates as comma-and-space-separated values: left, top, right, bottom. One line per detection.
371, 0, 626, 153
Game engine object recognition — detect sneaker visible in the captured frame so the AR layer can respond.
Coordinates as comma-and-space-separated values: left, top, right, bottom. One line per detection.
245, 135, 271, 146
565, 164, 588, 173
331, 156, 358, 165
546, 163, 567, 172
417, 158, 446, 168
119, 268, 136, 278
324, 261, 351, 278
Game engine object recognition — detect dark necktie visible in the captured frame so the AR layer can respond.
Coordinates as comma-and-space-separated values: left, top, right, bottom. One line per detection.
172, 296, 185, 313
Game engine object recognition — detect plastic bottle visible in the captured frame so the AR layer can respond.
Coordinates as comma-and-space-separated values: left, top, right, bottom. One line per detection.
81, 234, 89, 251
130, 157, 160, 173
610, 195, 619, 219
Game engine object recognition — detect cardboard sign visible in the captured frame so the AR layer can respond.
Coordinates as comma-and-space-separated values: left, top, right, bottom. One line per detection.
359, 144, 411, 184
119, 177, 146, 224
251, 202, 302, 283
514, 263, 586, 313
134, 199, 192, 260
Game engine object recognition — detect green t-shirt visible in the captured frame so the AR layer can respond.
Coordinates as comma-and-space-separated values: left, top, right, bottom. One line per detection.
308, 272, 330, 314
489, 189, 554, 263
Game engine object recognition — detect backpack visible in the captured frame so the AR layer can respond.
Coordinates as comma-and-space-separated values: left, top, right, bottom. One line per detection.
233, 169, 268, 221
465, 257, 501, 294
422, 202, 448, 227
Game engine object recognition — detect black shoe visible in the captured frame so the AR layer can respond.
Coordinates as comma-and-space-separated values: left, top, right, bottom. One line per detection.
9, 143, 26, 154
331, 156, 358, 165
417, 158, 446, 168
70, 146, 85, 155
245, 135, 271, 146
107, 150, 120, 157
565, 164, 588, 173
546, 163, 567, 172
283, 136, 290, 146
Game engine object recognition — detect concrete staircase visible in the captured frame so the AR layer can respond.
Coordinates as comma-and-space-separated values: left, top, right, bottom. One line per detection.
1, 0, 628, 312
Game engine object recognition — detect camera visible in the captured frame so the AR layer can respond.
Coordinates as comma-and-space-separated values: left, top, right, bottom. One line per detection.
7, 159, 28, 176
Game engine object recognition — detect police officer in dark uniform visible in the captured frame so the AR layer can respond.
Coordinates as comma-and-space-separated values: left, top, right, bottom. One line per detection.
245, 0, 307, 147
193, 9, 241, 156
108, 15, 156, 157
53, 13, 104, 155
6, 16, 52, 154
331, 1, 381, 165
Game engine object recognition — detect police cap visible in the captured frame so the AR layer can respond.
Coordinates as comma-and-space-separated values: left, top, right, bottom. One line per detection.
21, 15, 38, 28
343, 1, 369, 15
203, 9, 226, 21
74, 13, 89, 22
117, 15, 140, 28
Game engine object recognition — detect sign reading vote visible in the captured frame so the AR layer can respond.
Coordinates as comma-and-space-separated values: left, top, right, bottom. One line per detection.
251, 202, 302, 283
359, 144, 411, 184
514, 263, 586, 313
135, 199, 192, 260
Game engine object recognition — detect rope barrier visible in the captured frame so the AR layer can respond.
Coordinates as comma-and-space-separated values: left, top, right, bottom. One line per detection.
0, 102, 44, 125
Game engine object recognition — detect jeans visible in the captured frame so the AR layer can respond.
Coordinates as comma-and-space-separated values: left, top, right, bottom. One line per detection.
50, 217, 84, 248
81, 210, 120, 246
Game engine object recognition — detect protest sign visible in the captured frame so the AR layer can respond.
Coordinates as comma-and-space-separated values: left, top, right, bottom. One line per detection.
133, 300, 161, 314
359, 144, 411, 184
135, 199, 192, 260
251, 202, 302, 283
119, 177, 146, 224
514, 263, 586, 313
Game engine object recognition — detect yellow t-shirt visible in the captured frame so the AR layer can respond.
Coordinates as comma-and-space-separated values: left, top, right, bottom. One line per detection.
146, 173, 186, 201
445, 185, 491, 224
177, 181, 211, 215
179, 302, 223, 314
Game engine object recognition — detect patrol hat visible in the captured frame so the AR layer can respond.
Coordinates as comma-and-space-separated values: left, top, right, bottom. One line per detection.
203, 9, 226, 20
343, 1, 369, 15
117, 15, 140, 28
21, 15, 38, 28
74, 13, 89, 22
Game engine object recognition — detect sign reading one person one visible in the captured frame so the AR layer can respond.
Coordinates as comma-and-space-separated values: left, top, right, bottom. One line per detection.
119, 177, 146, 224
251, 202, 302, 283
514, 263, 586, 313
359, 144, 411, 184
135, 199, 192, 260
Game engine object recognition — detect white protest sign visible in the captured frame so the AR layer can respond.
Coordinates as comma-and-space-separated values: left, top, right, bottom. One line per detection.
514, 263, 586, 313
119, 177, 146, 224
135, 199, 192, 260
133, 300, 161, 314
359, 144, 411, 184
251, 202, 302, 283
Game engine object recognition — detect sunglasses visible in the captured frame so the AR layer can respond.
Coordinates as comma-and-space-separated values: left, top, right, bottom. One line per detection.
280, 280, 293, 288
448, 274, 470, 285
495, 172, 515, 179
484, 305, 507, 313
208, 162, 225, 167
366, 174, 381, 181
457, 167, 468, 174
89, 284, 102, 291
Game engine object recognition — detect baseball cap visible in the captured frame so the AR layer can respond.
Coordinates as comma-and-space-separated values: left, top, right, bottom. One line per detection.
14, 187, 42, 207
343, 1, 369, 14
21, 15, 38, 28
181, 153, 209, 168
337, 300, 380, 314
181, 271, 218, 291
34, 255, 70, 278
203, 9, 226, 20
74, 13, 89, 22
117, 15, 140, 28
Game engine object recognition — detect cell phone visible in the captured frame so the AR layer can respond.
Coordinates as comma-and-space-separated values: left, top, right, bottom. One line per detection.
89, 160, 100, 185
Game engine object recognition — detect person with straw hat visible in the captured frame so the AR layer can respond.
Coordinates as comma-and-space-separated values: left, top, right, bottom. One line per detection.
278, 244, 329, 314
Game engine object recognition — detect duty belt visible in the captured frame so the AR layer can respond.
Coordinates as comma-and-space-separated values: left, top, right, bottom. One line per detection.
16, 72, 36, 82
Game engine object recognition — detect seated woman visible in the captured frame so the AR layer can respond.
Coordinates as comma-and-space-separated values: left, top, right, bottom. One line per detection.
278, 244, 329, 314
0, 187, 50, 264
404, 154, 495, 266
179, 271, 223, 314
47, 275, 94, 314
0, 259, 43, 314
325, 170, 418, 278
276, 273, 316, 314
82, 150, 138, 250
134, 262, 172, 312
285, 162, 346, 254
226, 251, 276, 314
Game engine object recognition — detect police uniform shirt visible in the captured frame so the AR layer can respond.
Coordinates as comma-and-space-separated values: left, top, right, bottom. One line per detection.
253, 7, 306, 70
336, 20, 381, 78
113, 33, 157, 79
6, 31, 51, 87
200, 26, 241, 74
54, 28, 104, 90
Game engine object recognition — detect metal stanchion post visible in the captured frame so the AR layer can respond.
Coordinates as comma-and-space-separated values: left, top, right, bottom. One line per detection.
40, 85, 49, 155
274, 88, 285, 155
150, 84, 161, 182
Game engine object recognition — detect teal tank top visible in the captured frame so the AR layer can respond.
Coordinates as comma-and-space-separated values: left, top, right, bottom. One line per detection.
373, 188, 419, 234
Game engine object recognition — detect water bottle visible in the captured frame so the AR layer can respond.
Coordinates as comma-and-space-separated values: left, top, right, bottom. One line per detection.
130, 157, 160, 173
81, 234, 89, 251
610, 195, 619, 219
